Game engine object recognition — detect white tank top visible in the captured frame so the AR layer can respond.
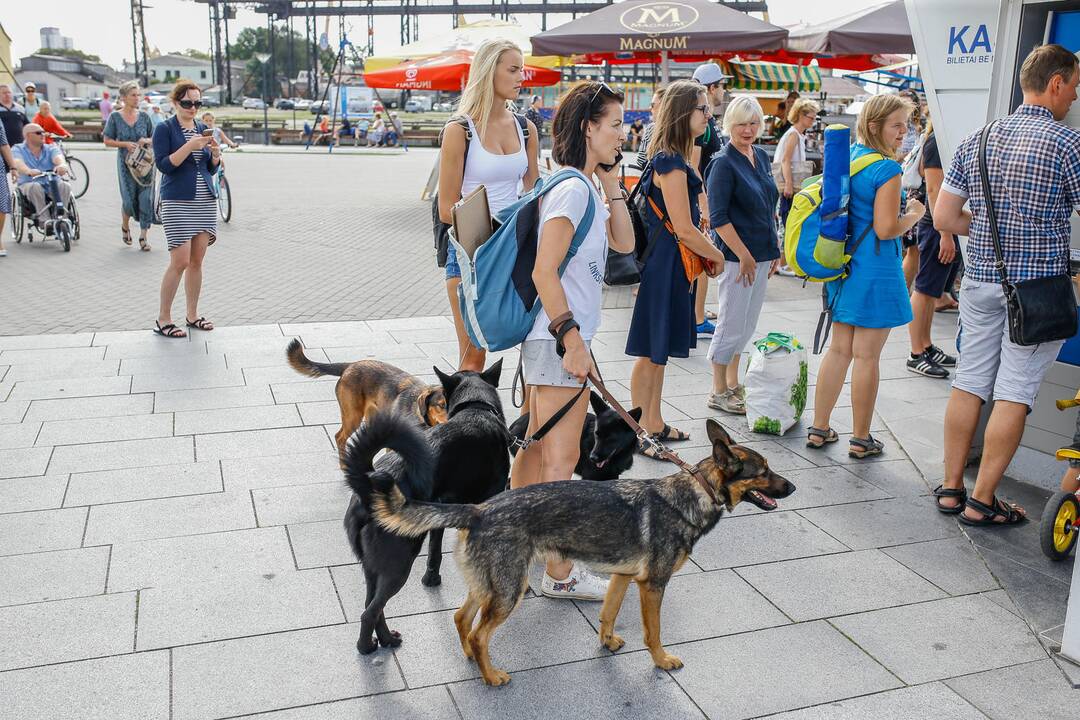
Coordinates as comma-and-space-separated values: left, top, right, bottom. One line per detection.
459, 115, 529, 215
778, 126, 806, 164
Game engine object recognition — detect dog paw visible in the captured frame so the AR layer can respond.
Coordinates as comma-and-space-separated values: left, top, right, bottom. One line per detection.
356, 636, 379, 655
421, 571, 442, 587
378, 630, 402, 648
601, 633, 625, 652
653, 653, 683, 670
482, 669, 512, 686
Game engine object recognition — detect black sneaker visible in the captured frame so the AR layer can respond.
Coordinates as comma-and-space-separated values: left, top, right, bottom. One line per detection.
907, 351, 950, 379
926, 344, 957, 367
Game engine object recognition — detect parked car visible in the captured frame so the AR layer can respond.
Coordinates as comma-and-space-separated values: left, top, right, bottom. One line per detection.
88, 97, 102, 110
292, 98, 311, 110
274, 98, 294, 110
242, 97, 267, 110
201, 96, 220, 107
309, 100, 329, 115
404, 99, 423, 113
60, 96, 91, 109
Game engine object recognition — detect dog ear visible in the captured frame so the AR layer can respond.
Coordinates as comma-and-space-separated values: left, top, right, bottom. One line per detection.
706, 418, 734, 448
712, 439, 742, 475
628, 406, 644, 422
417, 387, 447, 426
588, 391, 607, 416
433, 366, 458, 395
480, 358, 503, 387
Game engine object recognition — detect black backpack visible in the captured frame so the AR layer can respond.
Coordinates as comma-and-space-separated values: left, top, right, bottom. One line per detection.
431, 114, 529, 268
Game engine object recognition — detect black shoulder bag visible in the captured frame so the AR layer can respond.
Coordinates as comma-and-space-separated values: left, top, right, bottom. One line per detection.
431, 114, 529, 268
603, 162, 666, 286
977, 121, 1077, 346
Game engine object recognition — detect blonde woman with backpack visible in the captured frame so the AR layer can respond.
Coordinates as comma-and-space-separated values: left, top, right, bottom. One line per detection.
438, 39, 540, 371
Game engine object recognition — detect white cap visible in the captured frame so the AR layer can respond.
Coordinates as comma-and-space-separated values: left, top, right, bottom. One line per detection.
24, 81, 36, 90
692, 63, 730, 86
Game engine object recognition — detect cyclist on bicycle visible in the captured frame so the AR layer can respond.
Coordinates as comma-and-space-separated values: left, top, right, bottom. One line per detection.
32, 102, 73, 144
11, 123, 71, 226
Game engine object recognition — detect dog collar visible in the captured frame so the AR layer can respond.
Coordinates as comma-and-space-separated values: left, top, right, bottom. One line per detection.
448, 400, 503, 420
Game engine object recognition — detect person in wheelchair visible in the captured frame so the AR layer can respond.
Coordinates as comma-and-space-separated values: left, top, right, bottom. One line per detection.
11, 123, 72, 228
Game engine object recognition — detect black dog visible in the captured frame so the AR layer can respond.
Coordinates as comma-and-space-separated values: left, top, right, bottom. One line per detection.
343, 361, 509, 654
508, 392, 642, 481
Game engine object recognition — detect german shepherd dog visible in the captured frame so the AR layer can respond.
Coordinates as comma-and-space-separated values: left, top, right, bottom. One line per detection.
286, 339, 447, 462
342, 361, 510, 654
508, 392, 642, 481
367, 419, 795, 685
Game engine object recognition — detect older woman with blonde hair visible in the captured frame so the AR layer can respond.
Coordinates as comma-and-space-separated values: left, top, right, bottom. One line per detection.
806, 93, 924, 458
704, 95, 780, 414
103, 79, 155, 250
438, 38, 540, 371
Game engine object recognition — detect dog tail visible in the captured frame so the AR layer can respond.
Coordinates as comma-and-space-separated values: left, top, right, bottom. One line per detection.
286, 338, 349, 378
371, 495, 478, 538
342, 409, 435, 503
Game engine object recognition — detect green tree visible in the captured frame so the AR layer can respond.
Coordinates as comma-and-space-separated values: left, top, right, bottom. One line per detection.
180, 48, 212, 61
36, 47, 102, 63
228, 27, 335, 97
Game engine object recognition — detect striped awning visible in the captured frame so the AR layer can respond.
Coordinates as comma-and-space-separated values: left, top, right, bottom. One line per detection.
720, 60, 822, 93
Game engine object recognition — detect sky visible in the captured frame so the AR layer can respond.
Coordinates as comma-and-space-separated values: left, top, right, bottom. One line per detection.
2, 0, 871, 69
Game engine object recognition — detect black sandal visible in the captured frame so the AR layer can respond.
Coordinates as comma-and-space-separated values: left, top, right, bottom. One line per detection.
139, 236, 150, 251
186, 316, 214, 331
806, 426, 839, 449
849, 435, 884, 459
958, 495, 1027, 526
154, 321, 186, 338
122, 227, 132, 246
653, 423, 690, 442
932, 484, 967, 514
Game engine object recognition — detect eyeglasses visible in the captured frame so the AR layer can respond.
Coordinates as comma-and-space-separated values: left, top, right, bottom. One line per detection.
695, 104, 711, 115
589, 82, 615, 107
177, 99, 203, 109
26, 130, 44, 136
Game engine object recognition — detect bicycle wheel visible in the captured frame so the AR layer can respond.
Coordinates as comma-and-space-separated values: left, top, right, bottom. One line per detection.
218, 174, 232, 223
67, 157, 89, 198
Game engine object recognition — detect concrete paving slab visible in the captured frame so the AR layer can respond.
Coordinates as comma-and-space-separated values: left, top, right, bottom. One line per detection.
173, 403, 302, 436
944, 659, 1075, 720
170, 623, 405, 720
297, 399, 340, 426
93, 329, 196, 345
0, 399, 29, 423
0, 333, 94, 351
130, 368, 246, 393
449, 651, 705, 720
322, 342, 428, 362
769, 466, 892, 511
200, 324, 284, 340
102, 340, 210, 360
573, 569, 790, 652
0, 446, 51, 478
48, 436, 194, 474
8, 375, 132, 401
832, 594, 1048, 684
253, 481, 350, 526
109, 526, 295, 592
798, 496, 962, 551
225, 345, 329, 370
672, 620, 902, 719
762, 683, 986, 720
0, 345, 104, 364
3, 359, 121, 382
239, 688, 458, 720
0, 546, 109, 606
36, 413, 174, 446
332, 555, 470, 622
843, 458, 933, 497
883, 538, 1000, 596
153, 383, 275, 413
118, 353, 227, 376
136, 568, 344, 650
288, 520, 355, 569
24, 393, 154, 422
220, 450, 342, 490
691, 510, 849, 570
390, 595, 606, 687
736, 549, 946, 621
0, 506, 87, 556
0, 473, 68, 512
65, 460, 222, 507
244, 364, 339, 386
84, 490, 255, 545
195, 426, 333, 461
0, 650, 170, 720
270, 380, 338, 404
0, 591, 136, 671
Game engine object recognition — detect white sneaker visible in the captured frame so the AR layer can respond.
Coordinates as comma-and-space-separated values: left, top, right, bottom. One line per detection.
540, 563, 609, 601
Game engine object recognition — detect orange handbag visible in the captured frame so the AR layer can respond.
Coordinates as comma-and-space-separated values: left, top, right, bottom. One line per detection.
647, 196, 713, 285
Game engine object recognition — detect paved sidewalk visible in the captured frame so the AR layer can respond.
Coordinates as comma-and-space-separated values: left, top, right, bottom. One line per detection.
0, 293, 1076, 718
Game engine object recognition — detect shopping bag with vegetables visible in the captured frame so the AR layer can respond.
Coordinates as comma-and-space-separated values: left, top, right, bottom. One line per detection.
744, 333, 808, 436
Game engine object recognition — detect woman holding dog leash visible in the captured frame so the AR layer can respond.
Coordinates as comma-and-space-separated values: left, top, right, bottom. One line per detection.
103, 80, 155, 251
626, 80, 728, 453
438, 39, 540, 372
509, 81, 634, 600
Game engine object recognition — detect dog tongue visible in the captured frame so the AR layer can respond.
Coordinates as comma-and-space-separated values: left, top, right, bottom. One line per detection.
749, 490, 776, 509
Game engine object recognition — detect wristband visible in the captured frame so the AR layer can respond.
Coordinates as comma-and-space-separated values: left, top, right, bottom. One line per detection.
553, 319, 580, 358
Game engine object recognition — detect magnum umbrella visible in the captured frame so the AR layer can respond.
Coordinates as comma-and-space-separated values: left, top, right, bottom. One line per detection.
363, 50, 562, 92
786, 0, 915, 56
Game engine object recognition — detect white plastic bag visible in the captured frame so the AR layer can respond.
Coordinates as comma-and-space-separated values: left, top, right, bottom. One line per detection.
745, 333, 808, 436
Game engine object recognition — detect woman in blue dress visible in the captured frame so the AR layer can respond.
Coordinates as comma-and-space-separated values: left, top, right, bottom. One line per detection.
808, 94, 925, 458
103, 80, 155, 250
626, 80, 728, 454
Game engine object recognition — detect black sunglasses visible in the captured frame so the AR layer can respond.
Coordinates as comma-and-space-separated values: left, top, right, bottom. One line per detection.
177, 99, 203, 109
26, 130, 44, 135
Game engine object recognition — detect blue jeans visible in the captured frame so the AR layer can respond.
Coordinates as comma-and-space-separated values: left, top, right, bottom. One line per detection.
445, 242, 461, 279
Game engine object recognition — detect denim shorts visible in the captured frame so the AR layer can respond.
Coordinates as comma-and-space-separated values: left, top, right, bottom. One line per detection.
445, 242, 461, 280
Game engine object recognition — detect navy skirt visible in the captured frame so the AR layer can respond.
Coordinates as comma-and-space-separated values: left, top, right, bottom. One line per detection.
625, 233, 696, 365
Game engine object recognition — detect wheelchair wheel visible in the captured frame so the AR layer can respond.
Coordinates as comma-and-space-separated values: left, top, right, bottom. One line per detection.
69, 197, 81, 241
1040, 491, 1080, 561
67, 157, 89, 199
56, 220, 71, 252
10, 191, 23, 242
218, 174, 232, 223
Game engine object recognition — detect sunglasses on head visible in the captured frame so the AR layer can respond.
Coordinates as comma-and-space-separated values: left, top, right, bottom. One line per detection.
589, 82, 616, 107
177, 99, 203, 109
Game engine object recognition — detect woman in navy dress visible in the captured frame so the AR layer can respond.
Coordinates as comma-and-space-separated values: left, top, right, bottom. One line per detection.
626, 80, 728, 454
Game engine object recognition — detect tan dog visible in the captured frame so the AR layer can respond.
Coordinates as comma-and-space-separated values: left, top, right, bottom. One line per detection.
286, 339, 447, 462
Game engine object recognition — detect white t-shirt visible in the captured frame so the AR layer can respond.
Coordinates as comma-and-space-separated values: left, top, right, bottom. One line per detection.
527, 174, 610, 342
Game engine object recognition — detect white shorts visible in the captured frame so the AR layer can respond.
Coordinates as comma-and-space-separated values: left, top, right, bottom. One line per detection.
521, 339, 590, 388
953, 277, 1064, 408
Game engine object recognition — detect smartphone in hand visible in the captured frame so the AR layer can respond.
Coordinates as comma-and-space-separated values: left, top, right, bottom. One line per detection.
598, 151, 623, 173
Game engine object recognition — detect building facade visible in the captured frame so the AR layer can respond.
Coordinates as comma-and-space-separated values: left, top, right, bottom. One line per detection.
40, 27, 74, 51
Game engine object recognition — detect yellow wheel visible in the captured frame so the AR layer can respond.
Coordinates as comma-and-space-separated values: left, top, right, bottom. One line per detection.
1040, 491, 1080, 561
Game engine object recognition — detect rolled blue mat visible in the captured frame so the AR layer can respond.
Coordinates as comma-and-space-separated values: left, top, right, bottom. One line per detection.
819, 124, 850, 242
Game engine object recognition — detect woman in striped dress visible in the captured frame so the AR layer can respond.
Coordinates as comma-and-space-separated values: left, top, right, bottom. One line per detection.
151, 79, 220, 338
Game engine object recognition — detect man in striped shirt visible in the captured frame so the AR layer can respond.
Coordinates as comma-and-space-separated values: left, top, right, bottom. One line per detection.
933, 44, 1080, 526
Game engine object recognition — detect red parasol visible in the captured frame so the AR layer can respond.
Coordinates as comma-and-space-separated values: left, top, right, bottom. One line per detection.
363, 50, 562, 91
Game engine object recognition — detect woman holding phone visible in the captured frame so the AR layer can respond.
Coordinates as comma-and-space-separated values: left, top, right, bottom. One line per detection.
510, 81, 634, 599
151, 79, 221, 338
438, 39, 540, 371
